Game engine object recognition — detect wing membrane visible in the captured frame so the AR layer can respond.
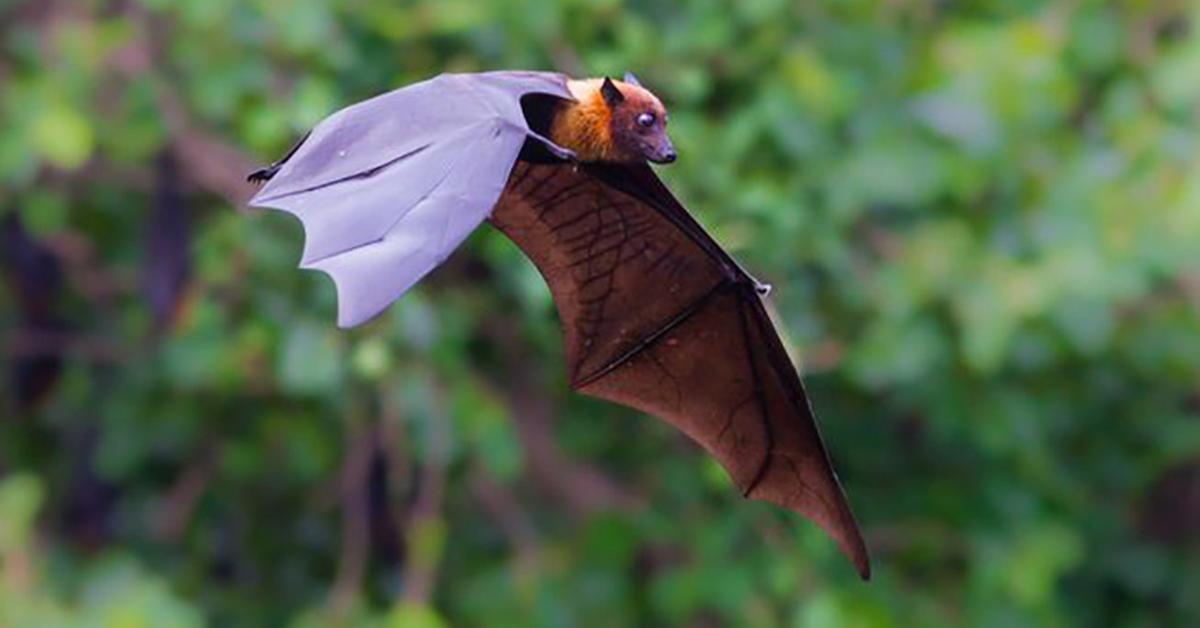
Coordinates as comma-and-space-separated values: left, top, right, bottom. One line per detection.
249, 72, 573, 327
305, 122, 525, 327
491, 162, 870, 579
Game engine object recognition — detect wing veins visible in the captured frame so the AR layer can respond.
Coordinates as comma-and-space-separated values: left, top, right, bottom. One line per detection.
300, 124, 490, 267
584, 164, 744, 281
255, 142, 433, 204
735, 286, 774, 497
573, 279, 731, 389
743, 296, 844, 518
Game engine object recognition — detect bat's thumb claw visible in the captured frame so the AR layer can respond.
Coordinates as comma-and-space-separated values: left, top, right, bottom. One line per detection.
755, 282, 772, 297
547, 143, 578, 161
527, 130, 577, 162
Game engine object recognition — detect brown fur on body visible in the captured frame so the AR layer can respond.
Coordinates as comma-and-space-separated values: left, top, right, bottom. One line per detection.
549, 78, 670, 163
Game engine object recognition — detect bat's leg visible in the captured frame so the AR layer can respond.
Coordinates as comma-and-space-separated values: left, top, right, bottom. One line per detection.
246, 131, 312, 184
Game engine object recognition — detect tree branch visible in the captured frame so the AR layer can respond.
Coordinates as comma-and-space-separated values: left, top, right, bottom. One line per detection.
330, 416, 374, 614
483, 318, 642, 516
398, 380, 449, 604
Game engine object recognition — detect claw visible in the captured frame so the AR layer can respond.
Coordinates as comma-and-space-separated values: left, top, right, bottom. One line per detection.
247, 164, 280, 184
526, 128, 577, 162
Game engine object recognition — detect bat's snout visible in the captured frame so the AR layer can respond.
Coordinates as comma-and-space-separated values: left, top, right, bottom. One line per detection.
648, 140, 677, 164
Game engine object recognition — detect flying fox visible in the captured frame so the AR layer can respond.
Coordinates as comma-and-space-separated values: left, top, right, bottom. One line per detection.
248, 71, 871, 579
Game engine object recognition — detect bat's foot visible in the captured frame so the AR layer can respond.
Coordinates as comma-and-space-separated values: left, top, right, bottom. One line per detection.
248, 131, 311, 184
247, 163, 281, 184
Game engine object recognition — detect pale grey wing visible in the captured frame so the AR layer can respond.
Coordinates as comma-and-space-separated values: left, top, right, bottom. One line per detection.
304, 123, 524, 327
248, 71, 573, 327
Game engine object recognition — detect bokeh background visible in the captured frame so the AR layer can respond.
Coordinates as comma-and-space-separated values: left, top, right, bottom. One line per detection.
2, 0, 1199, 626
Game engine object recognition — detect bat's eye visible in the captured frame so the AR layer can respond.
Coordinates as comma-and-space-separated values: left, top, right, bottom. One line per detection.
636, 112, 656, 128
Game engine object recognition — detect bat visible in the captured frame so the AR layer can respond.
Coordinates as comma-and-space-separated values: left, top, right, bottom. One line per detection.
248, 71, 871, 579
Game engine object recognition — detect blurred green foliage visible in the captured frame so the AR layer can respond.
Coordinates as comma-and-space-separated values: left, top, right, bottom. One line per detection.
2, 0, 1200, 626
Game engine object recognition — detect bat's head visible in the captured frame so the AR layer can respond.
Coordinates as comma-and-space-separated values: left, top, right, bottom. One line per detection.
599, 74, 676, 164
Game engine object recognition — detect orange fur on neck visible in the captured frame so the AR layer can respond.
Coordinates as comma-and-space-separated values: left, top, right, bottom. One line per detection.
549, 79, 616, 162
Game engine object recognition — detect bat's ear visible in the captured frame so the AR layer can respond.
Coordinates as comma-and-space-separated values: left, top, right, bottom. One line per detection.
623, 72, 642, 87
600, 76, 625, 107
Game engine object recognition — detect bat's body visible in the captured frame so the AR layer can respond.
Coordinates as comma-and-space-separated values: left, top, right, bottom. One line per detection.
249, 71, 871, 579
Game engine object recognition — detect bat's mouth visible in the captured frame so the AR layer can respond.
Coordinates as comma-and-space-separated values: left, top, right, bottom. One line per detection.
638, 135, 676, 164
649, 150, 677, 164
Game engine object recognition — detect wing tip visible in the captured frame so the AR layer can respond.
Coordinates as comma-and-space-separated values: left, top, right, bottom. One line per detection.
742, 464, 872, 581
813, 500, 872, 581
790, 500, 872, 581
821, 502, 872, 581
856, 558, 872, 581
843, 531, 872, 581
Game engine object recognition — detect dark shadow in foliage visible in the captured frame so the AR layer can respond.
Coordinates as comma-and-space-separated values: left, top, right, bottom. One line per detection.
143, 150, 193, 335
1, 212, 67, 412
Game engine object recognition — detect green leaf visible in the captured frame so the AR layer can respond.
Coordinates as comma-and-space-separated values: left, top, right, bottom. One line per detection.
29, 104, 93, 169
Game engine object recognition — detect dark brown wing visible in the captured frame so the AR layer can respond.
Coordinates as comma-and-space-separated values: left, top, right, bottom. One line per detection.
490, 161, 871, 579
